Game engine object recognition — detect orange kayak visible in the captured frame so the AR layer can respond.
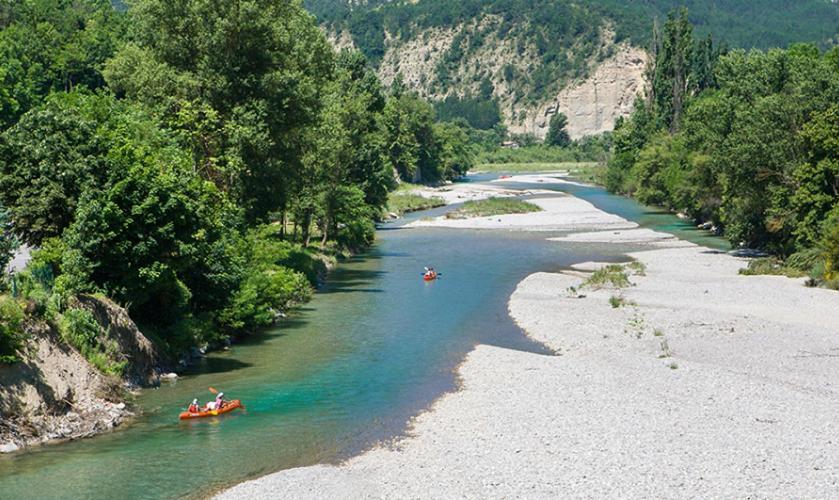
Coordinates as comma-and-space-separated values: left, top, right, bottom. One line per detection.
423, 272, 437, 281
179, 399, 243, 420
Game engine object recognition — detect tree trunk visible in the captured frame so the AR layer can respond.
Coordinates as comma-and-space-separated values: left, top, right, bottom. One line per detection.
302, 210, 312, 247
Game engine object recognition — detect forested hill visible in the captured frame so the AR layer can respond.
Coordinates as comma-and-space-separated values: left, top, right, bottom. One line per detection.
302, 0, 839, 137
308, 0, 839, 53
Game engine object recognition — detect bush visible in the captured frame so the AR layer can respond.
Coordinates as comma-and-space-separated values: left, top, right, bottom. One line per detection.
387, 193, 446, 215
445, 197, 541, 219
58, 307, 126, 377
821, 209, 839, 287
583, 264, 631, 289
0, 296, 25, 363
739, 258, 807, 278
217, 227, 315, 334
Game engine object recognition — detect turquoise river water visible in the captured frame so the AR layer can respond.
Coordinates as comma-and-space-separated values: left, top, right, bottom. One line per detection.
0, 175, 727, 498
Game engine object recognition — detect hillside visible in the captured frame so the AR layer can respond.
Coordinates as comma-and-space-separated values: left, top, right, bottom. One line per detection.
305, 0, 839, 138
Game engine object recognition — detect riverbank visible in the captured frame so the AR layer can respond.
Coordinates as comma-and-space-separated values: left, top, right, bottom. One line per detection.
219, 177, 839, 498
0, 295, 168, 453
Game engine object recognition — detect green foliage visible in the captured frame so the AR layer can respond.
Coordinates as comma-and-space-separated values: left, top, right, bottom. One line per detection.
545, 113, 570, 147
434, 95, 501, 130
738, 258, 807, 278
445, 197, 541, 219
0, 0, 125, 127
58, 307, 127, 377
387, 193, 445, 216
607, 11, 839, 271
217, 227, 314, 334
582, 264, 631, 290
478, 137, 611, 165
307, 0, 839, 114
0, 203, 16, 272
0, 0, 484, 361
108, 0, 334, 222
60, 156, 243, 327
0, 295, 25, 363
822, 208, 839, 288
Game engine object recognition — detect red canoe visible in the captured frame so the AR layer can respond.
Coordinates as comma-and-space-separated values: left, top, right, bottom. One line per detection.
423, 272, 437, 281
179, 399, 243, 420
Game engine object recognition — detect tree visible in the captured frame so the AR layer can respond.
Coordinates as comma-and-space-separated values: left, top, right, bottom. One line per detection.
106, 0, 334, 222
0, 0, 124, 127
0, 92, 116, 245
545, 112, 570, 147
61, 159, 244, 327
0, 203, 16, 273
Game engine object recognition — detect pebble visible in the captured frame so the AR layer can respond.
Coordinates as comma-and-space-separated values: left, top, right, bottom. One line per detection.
0, 442, 20, 453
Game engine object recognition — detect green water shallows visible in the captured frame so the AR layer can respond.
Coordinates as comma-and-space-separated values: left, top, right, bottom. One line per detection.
0, 178, 725, 499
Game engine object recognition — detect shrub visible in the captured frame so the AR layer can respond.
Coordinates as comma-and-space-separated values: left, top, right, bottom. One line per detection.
445, 197, 541, 219
739, 257, 807, 278
583, 264, 631, 289
58, 307, 126, 377
0, 296, 25, 363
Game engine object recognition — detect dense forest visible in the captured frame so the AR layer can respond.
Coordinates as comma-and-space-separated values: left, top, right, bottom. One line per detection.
0, 0, 475, 365
607, 9, 839, 288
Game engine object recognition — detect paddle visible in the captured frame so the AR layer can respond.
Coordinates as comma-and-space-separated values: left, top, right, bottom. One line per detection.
420, 272, 443, 277
208, 386, 219, 394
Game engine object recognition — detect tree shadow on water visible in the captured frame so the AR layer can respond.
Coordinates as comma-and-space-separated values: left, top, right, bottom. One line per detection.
185, 356, 253, 376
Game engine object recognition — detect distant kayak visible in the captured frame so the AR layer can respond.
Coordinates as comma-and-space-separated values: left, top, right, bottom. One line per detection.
179, 400, 243, 420
499, 175, 512, 179
423, 272, 438, 281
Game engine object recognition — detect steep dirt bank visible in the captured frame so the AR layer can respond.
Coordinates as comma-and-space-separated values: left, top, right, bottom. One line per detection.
0, 296, 169, 453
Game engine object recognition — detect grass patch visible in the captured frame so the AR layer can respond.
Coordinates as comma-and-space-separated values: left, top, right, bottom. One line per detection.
445, 197, 541, 219
583, 264, 631, 289
387, 193, 445, 216
739, 257, 807, 278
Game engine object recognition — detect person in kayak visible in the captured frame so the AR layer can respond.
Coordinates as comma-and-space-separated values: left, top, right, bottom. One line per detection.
206, 392, 226, 411
187, 399, 200, 413
424, 266, 436, 278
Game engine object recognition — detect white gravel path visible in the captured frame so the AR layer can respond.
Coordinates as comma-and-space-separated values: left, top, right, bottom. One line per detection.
219, 189, 839, 499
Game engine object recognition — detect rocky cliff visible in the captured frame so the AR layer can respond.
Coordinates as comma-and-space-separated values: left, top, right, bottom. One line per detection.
336, 20, 647, 139
509, 45, 647, 140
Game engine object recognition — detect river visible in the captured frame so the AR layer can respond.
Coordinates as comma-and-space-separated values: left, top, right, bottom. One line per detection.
0, 175, 727, 499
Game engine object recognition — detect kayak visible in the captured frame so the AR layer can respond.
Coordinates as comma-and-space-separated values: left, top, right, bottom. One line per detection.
179, 399, 243, 420
423, 272, 437, 281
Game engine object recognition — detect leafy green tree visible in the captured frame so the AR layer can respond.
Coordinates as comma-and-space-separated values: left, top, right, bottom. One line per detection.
792, 104, 839, 248
61, 158, 243, 327
0, 92, 120, 245
434, 121, 475, 178
545, 112, 570, 147
0, 203, 16, 273
822, 208, 839, 286
0, 0, 124, 127
107, 0, 334, 222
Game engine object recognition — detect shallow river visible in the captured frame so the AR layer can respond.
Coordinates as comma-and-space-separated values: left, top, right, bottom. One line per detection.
0, 176, 727, 499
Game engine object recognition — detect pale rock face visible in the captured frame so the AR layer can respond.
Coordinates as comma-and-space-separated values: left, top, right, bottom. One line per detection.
328, 24, 647, 140
509, 45, 648, 139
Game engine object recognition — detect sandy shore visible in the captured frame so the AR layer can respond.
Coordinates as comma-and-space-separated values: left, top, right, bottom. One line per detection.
219, 181, 839, 498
